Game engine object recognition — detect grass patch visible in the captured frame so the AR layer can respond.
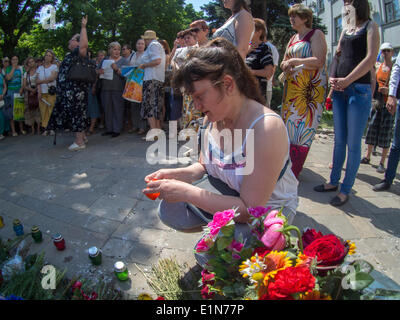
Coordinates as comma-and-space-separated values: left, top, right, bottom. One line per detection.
319, 110, 334, 130
137, 257, 202, 300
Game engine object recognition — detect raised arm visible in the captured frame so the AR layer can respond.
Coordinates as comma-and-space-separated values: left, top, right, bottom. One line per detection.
79, 16, 88, 57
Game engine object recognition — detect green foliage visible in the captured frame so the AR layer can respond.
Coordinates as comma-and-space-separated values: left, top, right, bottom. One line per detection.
0, 252, 67, 300
1, 0, 204, 62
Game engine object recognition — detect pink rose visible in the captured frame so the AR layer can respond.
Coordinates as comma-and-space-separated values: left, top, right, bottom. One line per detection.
208, 209, 235, 236
260, 220, 286, 251
265, 209, 280, 221
228, 239, 244, 253
196, 236, 214, 253
248, 206, 271, 218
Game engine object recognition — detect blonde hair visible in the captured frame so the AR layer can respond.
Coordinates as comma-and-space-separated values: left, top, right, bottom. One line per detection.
44, 49, 56, 63
108, 41, 121, 55
288, 4, 313, 29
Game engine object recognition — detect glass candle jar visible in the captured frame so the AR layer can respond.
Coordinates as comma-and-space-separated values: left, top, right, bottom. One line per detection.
13, 219, 24, 236
52, 233, 66, 251
31, 226, 43, 243
114, 261, 129, 281
88, 247, 102, 266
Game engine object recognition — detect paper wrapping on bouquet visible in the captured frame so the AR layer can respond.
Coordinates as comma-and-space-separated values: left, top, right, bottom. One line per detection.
122, 67, 144, 103
13, 94, 25, 121
181, 94, 203, 131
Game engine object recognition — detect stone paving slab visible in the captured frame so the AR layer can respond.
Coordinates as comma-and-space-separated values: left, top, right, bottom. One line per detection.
0, 130, 399, 298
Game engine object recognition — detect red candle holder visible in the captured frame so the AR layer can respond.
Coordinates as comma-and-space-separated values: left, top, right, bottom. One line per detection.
53, 234, 66, 251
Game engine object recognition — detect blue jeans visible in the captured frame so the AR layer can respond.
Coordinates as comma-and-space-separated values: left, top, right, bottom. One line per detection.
385, 102, 400, 184
330, 83, 372, 195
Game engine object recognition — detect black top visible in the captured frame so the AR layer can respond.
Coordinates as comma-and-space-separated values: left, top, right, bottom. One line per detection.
246, 42, 273, 82
335, 20, 371, 84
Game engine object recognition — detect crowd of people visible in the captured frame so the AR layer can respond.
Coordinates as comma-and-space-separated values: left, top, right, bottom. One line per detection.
0, 0, 399, 229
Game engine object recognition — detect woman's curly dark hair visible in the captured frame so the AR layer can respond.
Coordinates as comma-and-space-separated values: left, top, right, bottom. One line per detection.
172, 37, 264, 105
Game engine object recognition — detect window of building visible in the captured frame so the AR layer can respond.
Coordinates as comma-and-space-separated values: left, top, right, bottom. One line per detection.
334, 15, 342, 43
317, 0, 325, 13
385, 0, 400, 23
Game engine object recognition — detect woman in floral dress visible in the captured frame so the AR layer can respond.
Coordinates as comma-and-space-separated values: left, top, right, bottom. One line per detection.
47, 16, 90, 151
281, 4, 327, 178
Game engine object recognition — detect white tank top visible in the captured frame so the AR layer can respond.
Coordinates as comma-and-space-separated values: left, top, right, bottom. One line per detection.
212, 11, 244, 46
203, 113, 299, 213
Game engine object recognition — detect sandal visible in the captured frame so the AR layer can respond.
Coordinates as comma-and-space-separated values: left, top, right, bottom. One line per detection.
360, 157, 370, 164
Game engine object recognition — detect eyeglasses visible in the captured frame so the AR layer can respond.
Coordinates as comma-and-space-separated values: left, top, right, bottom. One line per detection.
382, 49, 392, 53
191, 28, 201, 33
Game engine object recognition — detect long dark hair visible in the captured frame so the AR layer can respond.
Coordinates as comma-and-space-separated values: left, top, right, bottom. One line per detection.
350, 0, 371, 22
232, 0, 250, 14
172, 37, 264, 105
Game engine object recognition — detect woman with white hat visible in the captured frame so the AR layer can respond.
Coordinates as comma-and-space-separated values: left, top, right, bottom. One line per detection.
138, 30, 166, 131
361, 42, 395, 173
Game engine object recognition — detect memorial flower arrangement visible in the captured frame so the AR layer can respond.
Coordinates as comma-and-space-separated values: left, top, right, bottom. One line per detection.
195, 206, 398, 300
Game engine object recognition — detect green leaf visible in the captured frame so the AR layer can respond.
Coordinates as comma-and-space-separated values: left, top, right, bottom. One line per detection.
349, 272, 375, 291
217, 236, 232, 251
220, 251, 233, 264
351, 260, 374, 274
240, 248, 254, 261
220, 221, 235, 238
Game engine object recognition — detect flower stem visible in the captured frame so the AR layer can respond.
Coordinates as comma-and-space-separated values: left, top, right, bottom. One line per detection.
283, 225, 304, 253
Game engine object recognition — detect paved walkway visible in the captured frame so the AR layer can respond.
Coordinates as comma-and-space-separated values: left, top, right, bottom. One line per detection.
0, 129, 399, 298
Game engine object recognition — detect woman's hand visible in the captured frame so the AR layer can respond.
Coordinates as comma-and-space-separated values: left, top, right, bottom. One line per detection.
143, 179, 191, 203
138, 64, 145, 70
330, 77, 351, 91
386, 95, 398, 116
81, 15, 88, 28
97, 69, 105, 75
144, 169, 178, 183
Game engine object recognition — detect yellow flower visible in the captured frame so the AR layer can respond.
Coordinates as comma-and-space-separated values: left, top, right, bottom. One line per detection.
240, 251, 292, 286
284, 69, 325, 127
295, 253, 312, 268
299, 290, 332, 300
262, 251, 293, 286
138, 293, 153, 300
347, 240, 356, 255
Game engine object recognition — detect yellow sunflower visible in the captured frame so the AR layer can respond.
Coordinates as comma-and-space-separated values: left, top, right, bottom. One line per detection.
299, 290, 332, 300
262, 251, 293, 286
346, 240, 357, 255
284, 69, 325, 127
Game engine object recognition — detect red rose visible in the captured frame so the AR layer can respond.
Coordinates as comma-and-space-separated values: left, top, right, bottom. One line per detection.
252, 247, 271, 258
304, 234, 349, 267
201, 285, 215, 299
201, 269, 215, 284
263, 266, 315, 300
301, 229, 323, 249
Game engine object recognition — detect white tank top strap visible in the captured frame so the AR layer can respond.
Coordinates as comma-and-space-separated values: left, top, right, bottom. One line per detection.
242, 113, 282, 149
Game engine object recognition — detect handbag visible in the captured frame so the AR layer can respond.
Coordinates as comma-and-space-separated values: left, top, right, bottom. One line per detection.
67, 55, 97, 83
27, 74, 39, 110
28, 92, 39, 110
